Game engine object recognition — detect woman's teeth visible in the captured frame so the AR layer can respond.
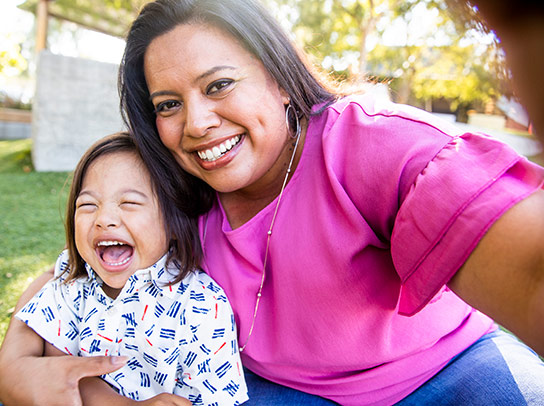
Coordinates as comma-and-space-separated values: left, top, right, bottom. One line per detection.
198, 135, 241, 162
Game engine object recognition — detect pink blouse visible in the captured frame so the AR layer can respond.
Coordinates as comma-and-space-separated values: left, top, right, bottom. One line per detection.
198, 94, 544, 405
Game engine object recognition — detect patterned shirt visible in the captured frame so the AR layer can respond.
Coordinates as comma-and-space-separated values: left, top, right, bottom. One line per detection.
17, 250, 248, 405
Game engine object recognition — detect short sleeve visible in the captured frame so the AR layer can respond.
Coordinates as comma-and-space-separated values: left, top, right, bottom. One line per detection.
15, 250, 83, 355
174, 272, 248, 406
392, 132, 544, 315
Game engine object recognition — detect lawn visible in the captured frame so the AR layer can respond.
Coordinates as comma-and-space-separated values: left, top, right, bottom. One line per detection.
0, 139, 70, 341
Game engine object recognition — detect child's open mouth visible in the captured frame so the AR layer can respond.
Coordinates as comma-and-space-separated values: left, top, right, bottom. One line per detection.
96, 240, 134, 267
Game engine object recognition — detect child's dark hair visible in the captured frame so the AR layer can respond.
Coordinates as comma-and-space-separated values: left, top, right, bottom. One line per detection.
64, 132, 202, 284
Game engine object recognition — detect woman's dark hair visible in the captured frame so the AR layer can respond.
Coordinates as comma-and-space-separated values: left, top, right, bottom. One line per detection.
65, 132, 202, 284
119, 0, 337, 214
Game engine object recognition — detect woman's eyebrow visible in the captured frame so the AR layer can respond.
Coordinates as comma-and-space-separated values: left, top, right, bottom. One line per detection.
149, 90, 179, 101
149, 65, 236, 101
195, 65, 236, 82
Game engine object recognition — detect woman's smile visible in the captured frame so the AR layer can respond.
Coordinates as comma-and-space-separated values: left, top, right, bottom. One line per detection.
193, 134, 245, 171
196, 134, 242, 162
144, 22, 292, 196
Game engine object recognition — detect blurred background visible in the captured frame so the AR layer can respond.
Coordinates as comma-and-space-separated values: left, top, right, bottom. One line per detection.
0, 0, 542, 339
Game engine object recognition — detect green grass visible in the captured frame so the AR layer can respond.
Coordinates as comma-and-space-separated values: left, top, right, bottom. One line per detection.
0, 139, 70, 341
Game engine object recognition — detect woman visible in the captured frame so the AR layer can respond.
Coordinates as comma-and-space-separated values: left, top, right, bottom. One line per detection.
1, 0, 544, 404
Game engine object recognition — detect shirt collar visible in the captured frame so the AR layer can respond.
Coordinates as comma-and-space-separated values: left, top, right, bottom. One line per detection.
84, 253, 181, 299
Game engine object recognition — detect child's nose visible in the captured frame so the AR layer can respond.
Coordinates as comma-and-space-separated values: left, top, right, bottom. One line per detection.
95, 206, 120, 228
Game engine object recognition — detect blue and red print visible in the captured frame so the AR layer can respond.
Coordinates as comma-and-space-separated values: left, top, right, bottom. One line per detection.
17, 250, 248, 405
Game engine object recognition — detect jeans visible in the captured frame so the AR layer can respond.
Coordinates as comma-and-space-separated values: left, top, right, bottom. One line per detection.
397, 329, 544, 405
243, 329, 544, 405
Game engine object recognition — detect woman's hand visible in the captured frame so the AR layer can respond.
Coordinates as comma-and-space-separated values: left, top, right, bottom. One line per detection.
137, 393, 192, 406
0, 352, 127, 406
0, 269, 127, 406
79, 379, 191, 406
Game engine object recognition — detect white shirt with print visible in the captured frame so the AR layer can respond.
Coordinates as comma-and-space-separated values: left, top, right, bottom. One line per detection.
17, 250, 248, 405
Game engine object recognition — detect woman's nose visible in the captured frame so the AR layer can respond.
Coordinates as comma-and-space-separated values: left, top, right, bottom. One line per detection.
184, 98, 220, 138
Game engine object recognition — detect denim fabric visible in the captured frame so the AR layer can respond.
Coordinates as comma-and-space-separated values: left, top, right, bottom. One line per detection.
242, 330, 544, 405
243, 368, 339, 405
397, 329, 544, 405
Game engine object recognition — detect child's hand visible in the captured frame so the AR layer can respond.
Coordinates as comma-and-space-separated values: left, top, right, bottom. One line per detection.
138, 393, 192, 405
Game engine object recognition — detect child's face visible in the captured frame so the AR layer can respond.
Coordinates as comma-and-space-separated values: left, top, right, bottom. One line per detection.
74, 151, 168, 298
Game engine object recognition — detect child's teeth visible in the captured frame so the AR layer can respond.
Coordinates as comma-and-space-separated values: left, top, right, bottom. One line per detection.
106, 256, 131, 266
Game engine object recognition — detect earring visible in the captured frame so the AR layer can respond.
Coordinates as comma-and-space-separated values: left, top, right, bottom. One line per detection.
285, 103, 301, 139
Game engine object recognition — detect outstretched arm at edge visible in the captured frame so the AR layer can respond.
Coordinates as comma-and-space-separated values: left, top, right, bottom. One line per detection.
449, 188, 544, 356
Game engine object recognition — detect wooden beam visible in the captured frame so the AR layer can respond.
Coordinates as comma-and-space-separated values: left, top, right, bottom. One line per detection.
36, 0, 50, 52
0, 108, 32, 123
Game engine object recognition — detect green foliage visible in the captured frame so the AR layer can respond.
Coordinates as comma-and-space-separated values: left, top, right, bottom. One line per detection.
19, 0, 150, 37
0, 140, 69, 341
272, 0, 506, 111
367, 41, 503, 110
0, 36, 28, 76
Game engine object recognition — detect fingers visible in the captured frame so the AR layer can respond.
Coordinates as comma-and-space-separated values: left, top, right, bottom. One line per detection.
141, 393, 193, 406
68, 355, 128, 379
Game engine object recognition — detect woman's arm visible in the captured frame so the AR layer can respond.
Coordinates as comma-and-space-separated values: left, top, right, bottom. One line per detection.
448, 188, 544, 355
0, 271, 128, 406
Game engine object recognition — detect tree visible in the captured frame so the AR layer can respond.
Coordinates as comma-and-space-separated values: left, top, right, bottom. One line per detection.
269, 0, 401, 80
0, 36, 28, 76
270, 0, 505, 113
19, 0, 149, 38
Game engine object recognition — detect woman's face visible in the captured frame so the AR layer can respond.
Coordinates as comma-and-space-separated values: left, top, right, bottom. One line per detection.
144, 23, 292, 197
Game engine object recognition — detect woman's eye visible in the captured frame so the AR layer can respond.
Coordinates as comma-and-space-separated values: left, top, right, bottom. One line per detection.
207, 79, 234, 95
154, 100, 181, 115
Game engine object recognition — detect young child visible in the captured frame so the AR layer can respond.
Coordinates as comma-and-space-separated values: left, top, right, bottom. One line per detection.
16, 133, 248, 405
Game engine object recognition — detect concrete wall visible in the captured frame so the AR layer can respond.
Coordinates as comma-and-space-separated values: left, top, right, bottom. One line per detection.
467, 113, 506, 132
32, 51, 125, 172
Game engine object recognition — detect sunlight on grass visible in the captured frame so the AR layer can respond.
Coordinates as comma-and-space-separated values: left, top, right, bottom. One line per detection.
0, 140, 70, 340
0, 139, 33, 173
0, 255, 60, 336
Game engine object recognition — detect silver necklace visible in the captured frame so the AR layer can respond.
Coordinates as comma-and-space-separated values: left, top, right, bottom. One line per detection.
238, 120, 302, 353
202, 110, 302, 353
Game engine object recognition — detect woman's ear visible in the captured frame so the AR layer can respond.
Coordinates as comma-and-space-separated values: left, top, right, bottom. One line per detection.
279, 88, 290, 106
